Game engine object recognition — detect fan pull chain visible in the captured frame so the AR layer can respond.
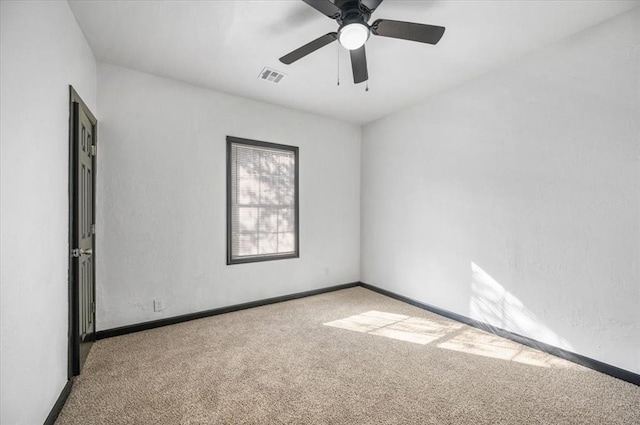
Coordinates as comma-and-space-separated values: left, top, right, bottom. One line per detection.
336, 43, 340, 86
366, 81, 369, 92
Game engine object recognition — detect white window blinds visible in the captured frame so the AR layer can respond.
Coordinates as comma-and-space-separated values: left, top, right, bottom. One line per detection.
228, 138, 298, 264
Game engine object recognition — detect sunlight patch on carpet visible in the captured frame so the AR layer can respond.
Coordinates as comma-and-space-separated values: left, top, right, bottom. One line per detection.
437, 328, 577, 368
325, 310, 577, 369
323, 310, 463, 345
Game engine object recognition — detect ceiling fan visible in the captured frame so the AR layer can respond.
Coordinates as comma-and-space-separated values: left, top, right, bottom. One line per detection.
279, 0, 446, 84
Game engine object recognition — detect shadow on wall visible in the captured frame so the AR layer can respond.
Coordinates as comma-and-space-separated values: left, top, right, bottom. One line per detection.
470, 261, 573, 351
324, 310, 576, 369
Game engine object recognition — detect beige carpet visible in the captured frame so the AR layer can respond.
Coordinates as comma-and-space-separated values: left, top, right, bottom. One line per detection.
56, 287, 640, 424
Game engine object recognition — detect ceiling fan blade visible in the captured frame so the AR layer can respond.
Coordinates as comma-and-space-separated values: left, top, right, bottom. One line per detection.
371, 19, 445, 45
360, 0, 384, 13
301, 0, 341, 19
350, 45, 368, 84
280, 32, 338, 65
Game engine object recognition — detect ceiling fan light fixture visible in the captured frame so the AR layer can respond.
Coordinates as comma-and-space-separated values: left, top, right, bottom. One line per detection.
338, 23, 369, 50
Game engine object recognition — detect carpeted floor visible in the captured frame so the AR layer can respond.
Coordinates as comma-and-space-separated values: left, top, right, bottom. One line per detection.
56, 287, 640, 424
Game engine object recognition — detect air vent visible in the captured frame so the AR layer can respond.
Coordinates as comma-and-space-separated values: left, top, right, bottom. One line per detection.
258, 67, 285, 84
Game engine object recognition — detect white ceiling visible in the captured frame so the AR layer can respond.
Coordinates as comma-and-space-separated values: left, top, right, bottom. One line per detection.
68, 0, 638, 124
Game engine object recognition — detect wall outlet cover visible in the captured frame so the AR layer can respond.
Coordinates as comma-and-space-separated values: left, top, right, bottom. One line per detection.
154, 299, 165, 312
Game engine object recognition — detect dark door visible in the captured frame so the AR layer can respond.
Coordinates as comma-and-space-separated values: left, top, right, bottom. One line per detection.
69, 86, 97, 376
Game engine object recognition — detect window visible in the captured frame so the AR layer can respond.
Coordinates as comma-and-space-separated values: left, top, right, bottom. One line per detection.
227, 136, 299, 264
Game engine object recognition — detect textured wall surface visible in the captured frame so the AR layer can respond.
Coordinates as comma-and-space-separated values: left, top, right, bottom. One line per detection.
0, 1, 97, 424
361, 9, 640, 373
96, 63, 361, 330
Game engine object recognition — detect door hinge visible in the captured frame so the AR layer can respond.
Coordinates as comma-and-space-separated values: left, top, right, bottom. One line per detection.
91, 223, 96, 235
91, 144, 97, 156
91, 302, 96, 314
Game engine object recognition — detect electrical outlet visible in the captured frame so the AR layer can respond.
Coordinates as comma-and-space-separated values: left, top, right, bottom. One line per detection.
153, 299, 165, 312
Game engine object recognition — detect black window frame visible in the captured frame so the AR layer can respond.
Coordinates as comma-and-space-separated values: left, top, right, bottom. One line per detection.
226, 136, 300, 265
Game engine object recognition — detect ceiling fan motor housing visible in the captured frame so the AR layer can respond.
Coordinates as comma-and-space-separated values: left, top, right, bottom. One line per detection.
337, 0, 372, 27
337, 1, 372, 50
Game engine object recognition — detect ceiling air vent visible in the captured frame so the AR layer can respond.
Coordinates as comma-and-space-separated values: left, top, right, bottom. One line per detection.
259, 67, 285, 84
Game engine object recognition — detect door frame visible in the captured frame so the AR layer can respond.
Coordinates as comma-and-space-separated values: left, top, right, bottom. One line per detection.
68, 85, 98, 378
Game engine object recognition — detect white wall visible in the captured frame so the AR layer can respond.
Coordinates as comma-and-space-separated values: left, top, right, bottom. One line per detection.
96, 63, 361, 330
361, 8, 639, 373
0, 1, 97, 424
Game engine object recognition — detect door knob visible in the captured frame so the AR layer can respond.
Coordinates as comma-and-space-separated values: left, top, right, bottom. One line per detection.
72, 248, 93, 257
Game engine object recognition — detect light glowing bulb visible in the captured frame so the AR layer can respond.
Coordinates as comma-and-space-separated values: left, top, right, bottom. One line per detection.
338, 23, 370, 50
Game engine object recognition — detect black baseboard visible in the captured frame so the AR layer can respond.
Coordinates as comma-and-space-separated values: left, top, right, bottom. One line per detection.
93, 279, 638, 387
43, 379, 73, 425
359, 281, 640, 387
96, 282, 360, 340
